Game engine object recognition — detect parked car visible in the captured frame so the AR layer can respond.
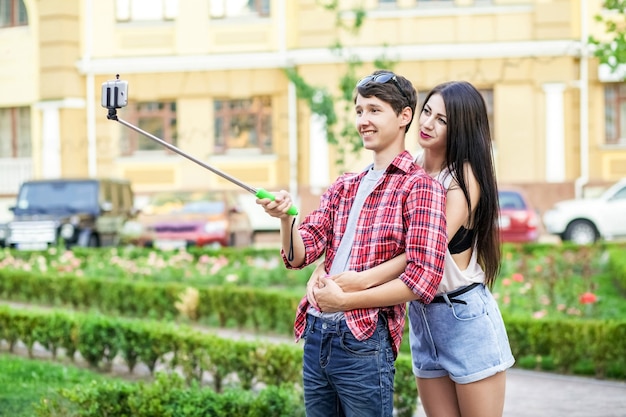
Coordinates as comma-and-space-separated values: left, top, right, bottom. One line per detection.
498, 187, 541, 243
4, 178, 136, 250
123, 190, 253, 250
543, 178, 626, 245
236, 193, 280, 236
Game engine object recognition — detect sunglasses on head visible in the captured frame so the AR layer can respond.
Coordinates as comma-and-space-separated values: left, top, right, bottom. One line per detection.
356, 72, 410, 106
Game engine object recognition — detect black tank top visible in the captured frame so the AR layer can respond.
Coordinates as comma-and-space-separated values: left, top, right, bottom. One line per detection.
448, 226, 474, 254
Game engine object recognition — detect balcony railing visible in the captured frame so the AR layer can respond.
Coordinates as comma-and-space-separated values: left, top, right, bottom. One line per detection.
0, 158, 32, 196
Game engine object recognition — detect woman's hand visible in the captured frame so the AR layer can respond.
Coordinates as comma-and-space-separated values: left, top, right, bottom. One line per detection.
332, 270, 368, 292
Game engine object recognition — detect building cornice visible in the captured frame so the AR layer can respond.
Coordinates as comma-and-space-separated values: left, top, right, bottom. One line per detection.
35, 98, 86, 109
77, 40, 582, 75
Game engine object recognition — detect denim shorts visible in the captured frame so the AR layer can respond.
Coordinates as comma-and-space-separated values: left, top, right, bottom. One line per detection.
408, 283, 515, 384
302, 314, 395, 417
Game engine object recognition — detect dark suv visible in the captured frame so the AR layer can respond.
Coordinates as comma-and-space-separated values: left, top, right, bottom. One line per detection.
3, 178, 135, 250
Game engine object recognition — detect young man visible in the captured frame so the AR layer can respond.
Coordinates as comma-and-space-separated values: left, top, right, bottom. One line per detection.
256, 70, 447, 417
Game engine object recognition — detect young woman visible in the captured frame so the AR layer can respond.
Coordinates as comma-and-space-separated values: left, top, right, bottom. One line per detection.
310, 81, 515, 417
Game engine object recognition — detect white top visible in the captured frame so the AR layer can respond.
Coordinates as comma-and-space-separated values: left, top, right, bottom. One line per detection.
415, 152, 485, 293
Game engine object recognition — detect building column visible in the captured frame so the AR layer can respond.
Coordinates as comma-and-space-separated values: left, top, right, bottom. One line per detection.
36, 98, 85, 178
542, 83, 566, 182
38, 104, 61, 178
309, 114, 330, 194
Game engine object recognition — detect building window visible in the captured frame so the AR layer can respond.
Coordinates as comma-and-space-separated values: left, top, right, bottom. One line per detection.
209, 0, 270, 19
605, 84, 626, 145
116, 0, 177, 22
0, 0, 28, 28
0, 107, 31, 158
214, 97, 272, 154
120, 101, 177, 156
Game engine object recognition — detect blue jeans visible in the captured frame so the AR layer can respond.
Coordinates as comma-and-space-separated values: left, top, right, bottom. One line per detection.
302, 314, 395, 417
409, 283, 515, 383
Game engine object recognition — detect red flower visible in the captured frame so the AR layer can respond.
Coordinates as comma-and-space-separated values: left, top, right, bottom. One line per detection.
512, 273, 524, 283
579, 292, 598, 305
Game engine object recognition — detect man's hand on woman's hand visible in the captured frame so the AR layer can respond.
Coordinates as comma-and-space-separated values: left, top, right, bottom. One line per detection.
313, 278, 348, 313
306, 264, 368, 312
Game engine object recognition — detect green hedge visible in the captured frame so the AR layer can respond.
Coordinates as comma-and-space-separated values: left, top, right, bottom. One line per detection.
2, 265, 626, 379
2, 301, 625, 417
36, 373, 305, 417
0, 305, 419, 417
0, 269, 299, 334
607, 246, 626, 292
504, 315, 626, 379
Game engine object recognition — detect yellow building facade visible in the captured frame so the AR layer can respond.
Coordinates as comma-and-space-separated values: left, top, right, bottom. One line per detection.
1, 0, 625, 215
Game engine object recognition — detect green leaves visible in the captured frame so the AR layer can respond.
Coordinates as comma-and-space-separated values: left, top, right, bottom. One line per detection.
588, 0, 626, 75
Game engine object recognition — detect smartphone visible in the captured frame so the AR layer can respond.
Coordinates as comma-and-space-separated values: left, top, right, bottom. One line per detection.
101, 77, 128, 109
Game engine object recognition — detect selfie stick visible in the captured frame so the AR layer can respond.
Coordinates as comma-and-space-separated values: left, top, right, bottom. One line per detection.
101, 75, 298, 216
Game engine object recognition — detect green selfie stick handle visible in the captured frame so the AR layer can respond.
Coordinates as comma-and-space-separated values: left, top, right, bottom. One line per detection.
255, 188, 299, 216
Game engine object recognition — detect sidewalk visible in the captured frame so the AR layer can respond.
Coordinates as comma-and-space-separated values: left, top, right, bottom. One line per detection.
414, 368, 626, 417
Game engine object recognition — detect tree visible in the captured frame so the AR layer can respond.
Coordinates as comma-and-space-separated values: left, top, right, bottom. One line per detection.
588, 0, 626, 76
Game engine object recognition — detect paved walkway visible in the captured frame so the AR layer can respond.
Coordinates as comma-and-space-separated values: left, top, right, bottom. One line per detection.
414, 368, 626, 417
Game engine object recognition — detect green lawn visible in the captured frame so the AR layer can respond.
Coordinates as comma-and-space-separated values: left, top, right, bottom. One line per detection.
0, 354, 108, 417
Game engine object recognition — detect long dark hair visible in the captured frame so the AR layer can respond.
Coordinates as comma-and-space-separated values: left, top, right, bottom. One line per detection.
422, 81, 501, 287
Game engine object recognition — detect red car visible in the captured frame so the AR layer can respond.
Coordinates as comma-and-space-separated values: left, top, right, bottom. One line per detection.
127, 191, 253, 250
498, 187, 541, 243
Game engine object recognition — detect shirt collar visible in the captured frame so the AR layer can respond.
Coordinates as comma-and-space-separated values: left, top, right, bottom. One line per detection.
351, 150, 416, 184
362, 150, 414, 174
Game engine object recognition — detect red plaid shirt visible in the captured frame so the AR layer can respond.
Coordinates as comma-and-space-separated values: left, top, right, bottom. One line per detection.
282, 151, 447, 357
